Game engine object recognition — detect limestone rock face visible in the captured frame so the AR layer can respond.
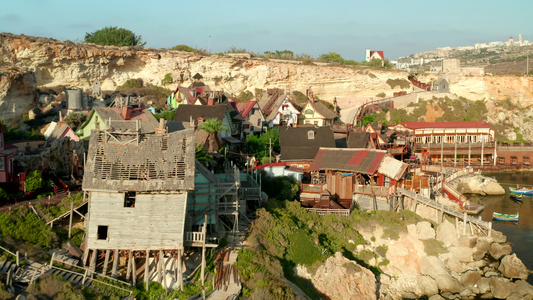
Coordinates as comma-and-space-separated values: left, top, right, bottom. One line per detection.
489, 277, 516, 299
420, 256, 463, 293
435, 219, 457, 247
300, 252, 377, 300
453, 175, 505, 195
0, 66, 37, 126
498, 254, 529, 280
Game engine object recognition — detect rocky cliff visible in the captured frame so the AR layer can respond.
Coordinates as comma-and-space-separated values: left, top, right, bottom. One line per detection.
2, 33, 533, 135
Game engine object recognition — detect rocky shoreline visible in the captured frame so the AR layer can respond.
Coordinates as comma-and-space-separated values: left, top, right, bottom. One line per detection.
296, 220, 532, 299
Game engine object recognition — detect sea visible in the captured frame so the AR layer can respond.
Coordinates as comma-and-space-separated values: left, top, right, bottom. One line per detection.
466, 171, 533, 284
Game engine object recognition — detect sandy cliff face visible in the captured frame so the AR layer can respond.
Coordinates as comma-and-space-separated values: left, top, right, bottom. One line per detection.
2, 33, 533, 130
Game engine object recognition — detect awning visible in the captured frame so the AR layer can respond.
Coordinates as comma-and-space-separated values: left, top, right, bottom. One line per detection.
222, 136, 241, 144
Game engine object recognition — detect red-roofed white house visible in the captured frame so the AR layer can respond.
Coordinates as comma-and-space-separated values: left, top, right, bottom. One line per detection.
365, 49, 385, 61
231, 100, 265, 138
268, 97, 300, 128
388, 121, 496, 166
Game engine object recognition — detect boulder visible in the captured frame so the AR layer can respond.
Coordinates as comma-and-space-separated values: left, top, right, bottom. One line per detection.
420, 256, 463, 293
476, 277, 491, 294
483, 180, 506, 195
491, 231, 507, 243
515, 280, 533, 297
475, 236, 493, 253
428, 295, 445, 300
461, 270, 482, 287
436, 219, 457, 247
498, 254, 529, 280
304, 252, 376, 300
489, 243, 512, 260
417, 275, 439, 296
441, 253, 462, 273
507, 292, 528, 300
448, 246, 473, 263
489, 277, 516, 299
416, 221, 436, 240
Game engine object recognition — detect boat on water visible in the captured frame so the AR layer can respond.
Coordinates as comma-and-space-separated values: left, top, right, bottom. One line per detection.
509, 186, 533, 195
492, 212, 519, 222
510, 192, 523, 201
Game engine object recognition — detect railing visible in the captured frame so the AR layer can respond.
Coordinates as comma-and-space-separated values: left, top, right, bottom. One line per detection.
331, 123, 353, 133
301, 184, 325, 193
415, 142, 496, 150
238, 188, 260, 199
185, 232, 204, 243
306, 208, 350, 217
353, 185, 393, 197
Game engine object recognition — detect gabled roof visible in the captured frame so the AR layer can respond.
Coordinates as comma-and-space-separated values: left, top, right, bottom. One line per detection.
347, 132, 371, 148
173, 104, 227, 123
308, 148, 386, 174
307, 101, 337, 120
222, 99, 244, 122
254, 162, 287, 170
82, 128, 196, 192
233, 100, 257, 118
176, 86, 195, 104
370, 51, 385, 59
378, 156, 408, 181
279, 127, 335, 161
93, 107, 159, 134
394, 121, 492, 130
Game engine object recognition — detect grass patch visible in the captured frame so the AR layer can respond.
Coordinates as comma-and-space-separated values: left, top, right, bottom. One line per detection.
423, 239, 448, 256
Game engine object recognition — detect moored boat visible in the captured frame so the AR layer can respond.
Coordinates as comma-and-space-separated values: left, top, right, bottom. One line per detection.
509, 186, 533, 195
492, 212, 519, 222
510, 192, 523, 201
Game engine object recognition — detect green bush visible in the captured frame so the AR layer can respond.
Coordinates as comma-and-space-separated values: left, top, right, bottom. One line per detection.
171, 45, 196, 52
84, 26, 145, 47
0, 207, 57, 249
25, 170, 45, 192
63, 112, 86, 131
162, 73, 173, 84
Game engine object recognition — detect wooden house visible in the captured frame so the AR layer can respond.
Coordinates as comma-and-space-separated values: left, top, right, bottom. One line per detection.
44, 121, 80, 142
82, 125, 196, 288
264, 96, 301, 128
301, 148, 408, 210
388, 121, 496, 166
76, 106, 159, 141
279, 126, 336, 171
231, 100, 266, 138
300, 100, 337, 127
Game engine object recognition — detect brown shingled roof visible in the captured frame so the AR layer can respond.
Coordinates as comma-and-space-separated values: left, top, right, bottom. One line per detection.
308, 101, 337, 120
279, 126, 335, 161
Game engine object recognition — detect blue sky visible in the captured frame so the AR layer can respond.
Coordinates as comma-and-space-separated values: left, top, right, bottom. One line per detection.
1, 0, 531, 61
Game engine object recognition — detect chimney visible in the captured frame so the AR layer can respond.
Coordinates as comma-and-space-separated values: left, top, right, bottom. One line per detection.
57, 111, 66, 126
121, 105, 132, 120
207, 98, 215, 106
156, 118, 167, 134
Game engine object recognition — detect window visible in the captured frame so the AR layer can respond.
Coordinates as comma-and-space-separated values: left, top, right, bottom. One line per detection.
0, 157, 4, 171
124, 191, 136, 207
305, 109, 314, 115
257, 118, 261, 126
314, 121, 319, 126
307, 130, 315, 139
97, 225, 108, 240
0, 135, 3, 148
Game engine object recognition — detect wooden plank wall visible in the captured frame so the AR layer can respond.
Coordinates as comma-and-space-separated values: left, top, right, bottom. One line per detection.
86, 191, 188, 250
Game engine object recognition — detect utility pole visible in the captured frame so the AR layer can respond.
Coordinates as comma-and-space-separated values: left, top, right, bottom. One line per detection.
269, 138, 272, 163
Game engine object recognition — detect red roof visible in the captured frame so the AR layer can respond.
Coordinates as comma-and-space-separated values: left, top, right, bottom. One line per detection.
393, 121, 492, 130
308, 148, 386, 174
370, 51, 385, 59
254, 162, 286, 170
234, 101, 257, 118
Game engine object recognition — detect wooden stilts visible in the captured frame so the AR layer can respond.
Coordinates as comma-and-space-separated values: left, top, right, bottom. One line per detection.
145, 250, 150, 291
488, 222, 492, 237
178, 249, 183, 290
68, 200, 74, 239
132, 253, 137, 286
157, 250, 163, 284
463, 212, 467, 235
111, 249, 119, 278
126, 250, 133, 280
89, 249, 97, 277
103, 249, 110, 276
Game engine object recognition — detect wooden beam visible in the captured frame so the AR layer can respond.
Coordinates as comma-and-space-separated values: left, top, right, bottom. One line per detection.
157, 250, 163, 284
89, 249, 97, 277
111, 249, 119, 278
132, 252, 137, 286
102, 249, 110, 276
126, 250, 132, 280
145, 250, 150, 292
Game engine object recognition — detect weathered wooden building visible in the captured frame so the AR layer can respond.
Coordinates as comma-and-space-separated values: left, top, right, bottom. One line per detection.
82, 124, 196, 289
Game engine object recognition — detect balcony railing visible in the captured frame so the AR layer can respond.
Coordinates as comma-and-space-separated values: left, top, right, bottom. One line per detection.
354, 184, 393, 197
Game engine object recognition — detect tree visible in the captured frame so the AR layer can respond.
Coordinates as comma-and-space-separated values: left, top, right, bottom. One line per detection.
198, 119, 227, 153
246, 128, 280, 161
64, 112, 86, 131
84, 26, 145, 47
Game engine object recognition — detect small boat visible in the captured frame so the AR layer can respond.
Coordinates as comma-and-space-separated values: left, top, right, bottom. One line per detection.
492, 212, 519, 222
510, 192, 523, 201
509, 186, 533, 195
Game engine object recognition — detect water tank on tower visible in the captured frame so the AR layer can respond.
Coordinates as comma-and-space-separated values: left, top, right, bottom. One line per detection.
65, 88, 83, 110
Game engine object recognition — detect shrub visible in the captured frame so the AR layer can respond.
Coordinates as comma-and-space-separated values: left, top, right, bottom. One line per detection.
162, 73, 173, 84
376, 92, 386, 98
84, 26, 145, 47
386, 78, 411, 89
63, 112, 86, 131
234, 90, 254, 102
171, 45, 196, 52
25, 170, 45, 192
